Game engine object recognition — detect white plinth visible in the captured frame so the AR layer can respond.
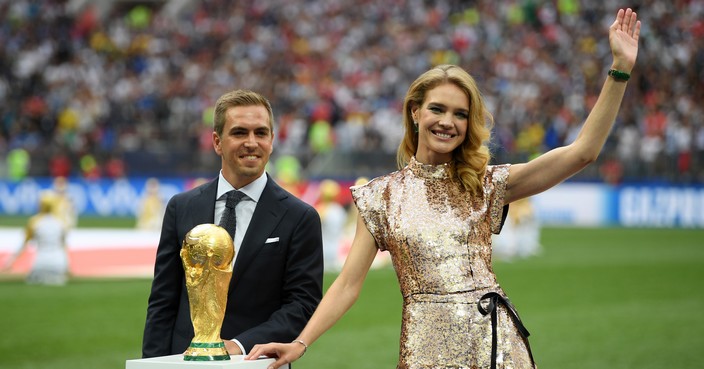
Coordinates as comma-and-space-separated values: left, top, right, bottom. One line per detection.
126, 354, 289, 369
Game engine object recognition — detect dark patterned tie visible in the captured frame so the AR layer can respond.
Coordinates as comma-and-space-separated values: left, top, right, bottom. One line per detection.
219, 190, 246, 240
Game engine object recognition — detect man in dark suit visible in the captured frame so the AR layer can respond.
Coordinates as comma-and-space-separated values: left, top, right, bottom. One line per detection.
142, 89, 324, 357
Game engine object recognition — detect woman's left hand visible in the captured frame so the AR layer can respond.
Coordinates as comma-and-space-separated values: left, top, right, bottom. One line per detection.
609, 8, 641, 73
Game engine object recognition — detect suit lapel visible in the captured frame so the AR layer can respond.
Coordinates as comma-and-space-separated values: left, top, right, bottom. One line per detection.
187, 179, 217, 232
229, 177, 288, 291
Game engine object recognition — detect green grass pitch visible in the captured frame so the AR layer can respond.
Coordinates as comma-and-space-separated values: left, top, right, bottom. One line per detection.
0, 226, 702, 369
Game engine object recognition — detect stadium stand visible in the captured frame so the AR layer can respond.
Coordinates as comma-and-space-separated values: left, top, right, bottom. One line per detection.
1, 0, 702, 183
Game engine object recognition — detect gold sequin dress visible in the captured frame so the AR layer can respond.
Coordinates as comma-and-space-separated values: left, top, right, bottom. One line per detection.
351, 157, 535, 369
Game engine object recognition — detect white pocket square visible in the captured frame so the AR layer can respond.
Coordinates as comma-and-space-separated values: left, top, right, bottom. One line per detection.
265, 237, 279, 244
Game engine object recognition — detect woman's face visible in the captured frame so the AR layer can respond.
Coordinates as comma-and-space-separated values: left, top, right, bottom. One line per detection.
412, 83, 469, 165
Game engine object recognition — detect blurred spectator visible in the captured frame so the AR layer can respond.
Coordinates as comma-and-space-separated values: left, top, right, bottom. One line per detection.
308, 119, 335, 155
79, 153, 100, 179
6, 148, 30, 181
599, 154, 624, 185
273, 154, 303, 197
696, 124, 704, 181
105, 154, 127, 178
615, 119, 640, 179
48, 151, 72, 178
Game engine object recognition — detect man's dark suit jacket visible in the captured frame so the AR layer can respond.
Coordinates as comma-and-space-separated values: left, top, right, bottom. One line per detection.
142, 175, 324, 357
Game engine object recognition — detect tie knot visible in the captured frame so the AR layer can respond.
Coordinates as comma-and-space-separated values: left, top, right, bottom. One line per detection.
225, 190, 246, 209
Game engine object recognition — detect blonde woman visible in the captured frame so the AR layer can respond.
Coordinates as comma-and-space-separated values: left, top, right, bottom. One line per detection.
248, 8, 640, 369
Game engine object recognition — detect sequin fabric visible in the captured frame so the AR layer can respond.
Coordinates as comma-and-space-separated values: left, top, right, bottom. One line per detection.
351, 157, 535, 369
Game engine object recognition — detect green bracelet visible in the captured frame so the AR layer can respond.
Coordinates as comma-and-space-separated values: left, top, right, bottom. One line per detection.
608, 69, 630, 82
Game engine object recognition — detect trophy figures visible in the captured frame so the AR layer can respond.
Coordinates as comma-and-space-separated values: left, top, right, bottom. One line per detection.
180, 224, 234, 361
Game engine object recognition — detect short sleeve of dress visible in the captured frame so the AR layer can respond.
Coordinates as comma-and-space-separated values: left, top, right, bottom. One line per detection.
350, 177, 388, 251
485, 164, 511, 234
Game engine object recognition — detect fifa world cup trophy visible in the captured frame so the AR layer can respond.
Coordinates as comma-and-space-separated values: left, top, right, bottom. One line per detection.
180, 224, 234, 361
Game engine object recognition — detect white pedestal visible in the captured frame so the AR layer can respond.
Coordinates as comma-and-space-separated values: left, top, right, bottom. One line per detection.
126, 354, 289, 369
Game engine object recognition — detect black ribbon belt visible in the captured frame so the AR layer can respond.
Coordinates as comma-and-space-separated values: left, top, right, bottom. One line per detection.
477, 292, 535, 369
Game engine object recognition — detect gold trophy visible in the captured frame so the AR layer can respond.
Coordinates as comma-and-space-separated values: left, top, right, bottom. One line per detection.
180, 224, 234, 361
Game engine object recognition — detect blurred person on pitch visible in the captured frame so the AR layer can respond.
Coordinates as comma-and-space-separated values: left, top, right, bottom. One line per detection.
2, 191, 69, 285
492, 197, 542, 261
52, 176, 77, 229
142, 89, 324, 358
338, 176, 391, 270
136, 177, 165, 231
247, 9, 640, 369
315, 179, 347, 272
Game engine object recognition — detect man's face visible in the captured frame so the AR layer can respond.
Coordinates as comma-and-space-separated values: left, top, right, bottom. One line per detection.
213, 105, 273, 188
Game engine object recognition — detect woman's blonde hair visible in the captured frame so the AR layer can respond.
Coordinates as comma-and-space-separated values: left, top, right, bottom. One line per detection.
397, 64, 493, 196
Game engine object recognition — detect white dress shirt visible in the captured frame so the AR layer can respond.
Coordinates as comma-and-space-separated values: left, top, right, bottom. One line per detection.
215, 171, 267, 262
214, 170, 267, 355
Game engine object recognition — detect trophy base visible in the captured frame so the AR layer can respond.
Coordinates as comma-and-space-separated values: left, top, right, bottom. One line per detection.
183, 341, 230, 361
126, 354, 289, 368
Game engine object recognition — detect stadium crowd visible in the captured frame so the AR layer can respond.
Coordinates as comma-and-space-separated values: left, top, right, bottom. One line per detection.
1, 0, 702, 183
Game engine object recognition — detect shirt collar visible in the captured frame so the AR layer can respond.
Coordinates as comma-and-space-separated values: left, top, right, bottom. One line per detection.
216, 171, 267, 203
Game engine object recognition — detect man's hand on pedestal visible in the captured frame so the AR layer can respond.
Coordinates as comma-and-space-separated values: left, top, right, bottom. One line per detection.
224, 340, 243, 355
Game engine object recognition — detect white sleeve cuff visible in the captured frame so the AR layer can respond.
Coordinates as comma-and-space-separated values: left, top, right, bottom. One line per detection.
231, 338, 246, 355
